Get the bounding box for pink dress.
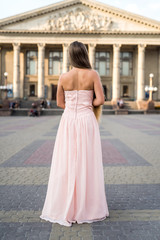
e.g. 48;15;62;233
40;90;109;227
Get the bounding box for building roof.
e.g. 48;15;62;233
0;0;160;35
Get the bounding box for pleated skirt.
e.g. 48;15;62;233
40;110;109;227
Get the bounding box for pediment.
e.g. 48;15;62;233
0;0;160;33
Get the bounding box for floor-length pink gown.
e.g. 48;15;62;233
40;89;109;227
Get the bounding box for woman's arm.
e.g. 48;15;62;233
92;71;105;106
56;74;65;109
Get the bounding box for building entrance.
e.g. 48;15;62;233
52;84;57;100
102;85;107;100
123;85;129;97
30;84;35;96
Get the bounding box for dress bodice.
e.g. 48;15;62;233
63;90;94;118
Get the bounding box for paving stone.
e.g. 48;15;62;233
92;221;160;240
104;139;151;166
0;222;52;240
71;237;82;240
0;185;46;210
0;140;54;168
105;184;160;210
1;184;159;212
0;115;160;240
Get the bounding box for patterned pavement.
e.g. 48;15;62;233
0;114;160;240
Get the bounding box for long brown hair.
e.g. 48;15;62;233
68;41;92;69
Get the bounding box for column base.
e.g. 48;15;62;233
146;100;155;110
111;99;118;109
136;100;147;110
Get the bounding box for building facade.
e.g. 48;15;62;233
0;0;160;102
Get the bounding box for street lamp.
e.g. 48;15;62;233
4;72;8;99
149;73;154;78
149;73;153;101
4;72;8;83
149;73;156;101
144;73;158;110
145;73;158;101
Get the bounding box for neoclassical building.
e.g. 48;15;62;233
0;0;160;102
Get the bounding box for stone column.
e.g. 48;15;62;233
88;43;96;68
112;44;121;103
38;43;45;99
0;47;2;99
12;43;20;99
137;44;146;101
20;51;24;99
134;49;138;100
63;43;69;73
158;48;160;100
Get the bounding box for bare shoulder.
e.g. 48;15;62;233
89;69;100;81
58;72;69;85
59;72;67;81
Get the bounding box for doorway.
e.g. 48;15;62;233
30;84;35;96
103;85;107;100
123;85;129;97
52;84;57;100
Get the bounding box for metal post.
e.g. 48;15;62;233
149;73;154;101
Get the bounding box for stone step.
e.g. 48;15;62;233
19;100;57;108
123;101;138;110
8;108;160;116
103;105;113;109
11;108;63;116
0;99;139;110
102;109;115;115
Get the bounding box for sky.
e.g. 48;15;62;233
0;0;160;22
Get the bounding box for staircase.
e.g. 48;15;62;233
102;101;115;115
2;99;160;116
18;100;59;108
123;101;138;110
102;100;144;115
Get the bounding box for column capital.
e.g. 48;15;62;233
63;43;69;48
113;44;121;50
88;43;96;48
12;42;20;49
37;43;46;49
138;44;147;51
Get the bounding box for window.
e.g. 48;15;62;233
49;51;63;75
95;51;110;76
26;51;38;75
120;52;133;76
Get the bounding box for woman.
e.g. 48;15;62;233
40;41;109;227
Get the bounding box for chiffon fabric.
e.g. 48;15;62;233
40;90;109;227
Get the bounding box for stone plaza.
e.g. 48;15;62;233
0;0;160;104
0;114;160;240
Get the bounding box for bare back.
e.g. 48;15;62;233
61;68;94;91
57;67;104;108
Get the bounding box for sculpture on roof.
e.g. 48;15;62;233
46;7;112;31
